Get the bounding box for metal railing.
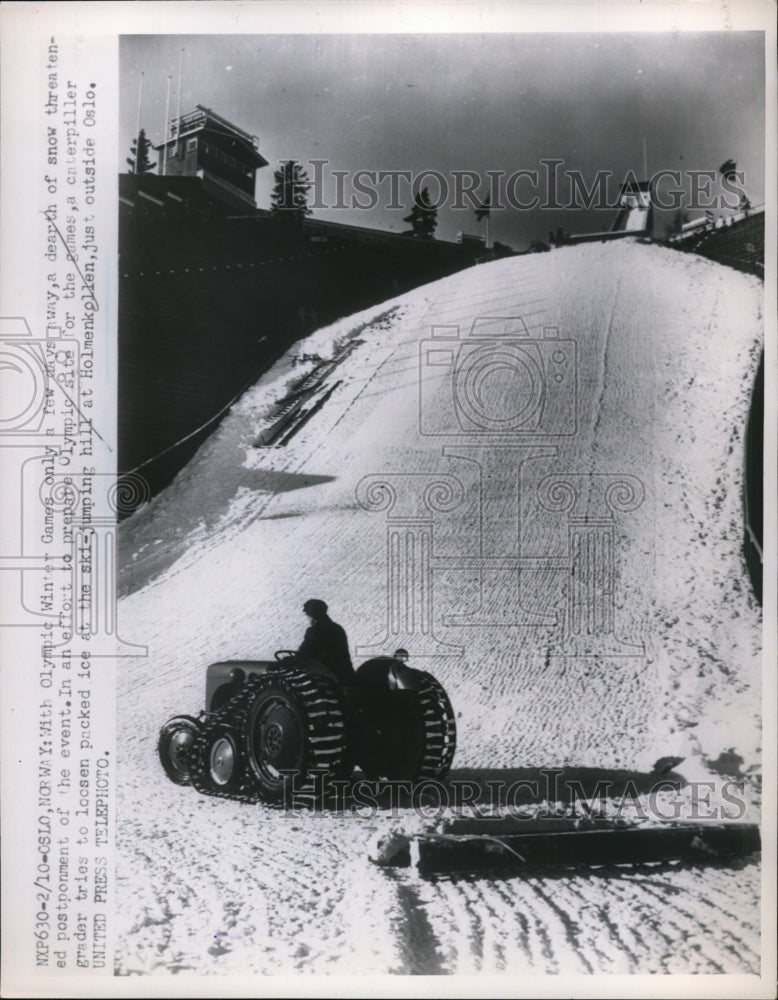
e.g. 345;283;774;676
171;105;260;150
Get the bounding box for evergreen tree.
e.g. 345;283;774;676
403;187;437;238
270;160;312;221
126;129;156;175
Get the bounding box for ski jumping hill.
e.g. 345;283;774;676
117;238;763;976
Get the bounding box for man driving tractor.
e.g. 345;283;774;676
297;598;355;685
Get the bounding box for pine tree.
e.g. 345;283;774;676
126;129;156;175
403;187;437;239
270;160;312;222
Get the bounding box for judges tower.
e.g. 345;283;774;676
152;104;268;211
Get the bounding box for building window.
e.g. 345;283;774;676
187;138;198;151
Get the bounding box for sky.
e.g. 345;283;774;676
120;32;765;247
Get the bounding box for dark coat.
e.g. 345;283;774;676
297;615;355;685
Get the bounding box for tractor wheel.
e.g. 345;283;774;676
414;672;457;780
157;715;201;786
197;724;245;794
245;670;349;804
354;671;456;781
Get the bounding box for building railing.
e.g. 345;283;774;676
302;217;472;254
667;204;765;244
171;105;260;150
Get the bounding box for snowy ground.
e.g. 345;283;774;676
116;239;763;977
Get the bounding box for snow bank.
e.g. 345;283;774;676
116;239;763;975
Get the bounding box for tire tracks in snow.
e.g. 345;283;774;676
589;271;622;462
386;874;447;974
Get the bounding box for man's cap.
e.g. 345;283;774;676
393;648;409;659
303;598;328;617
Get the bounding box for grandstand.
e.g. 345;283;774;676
666;208;764;279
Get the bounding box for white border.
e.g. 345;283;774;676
1;2;775;998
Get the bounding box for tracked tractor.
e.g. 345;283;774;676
158;653;456;803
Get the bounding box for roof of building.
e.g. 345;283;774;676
152;105;268;168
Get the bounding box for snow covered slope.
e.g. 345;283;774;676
116;239;763;976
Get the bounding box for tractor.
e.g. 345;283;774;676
157;652;456;803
